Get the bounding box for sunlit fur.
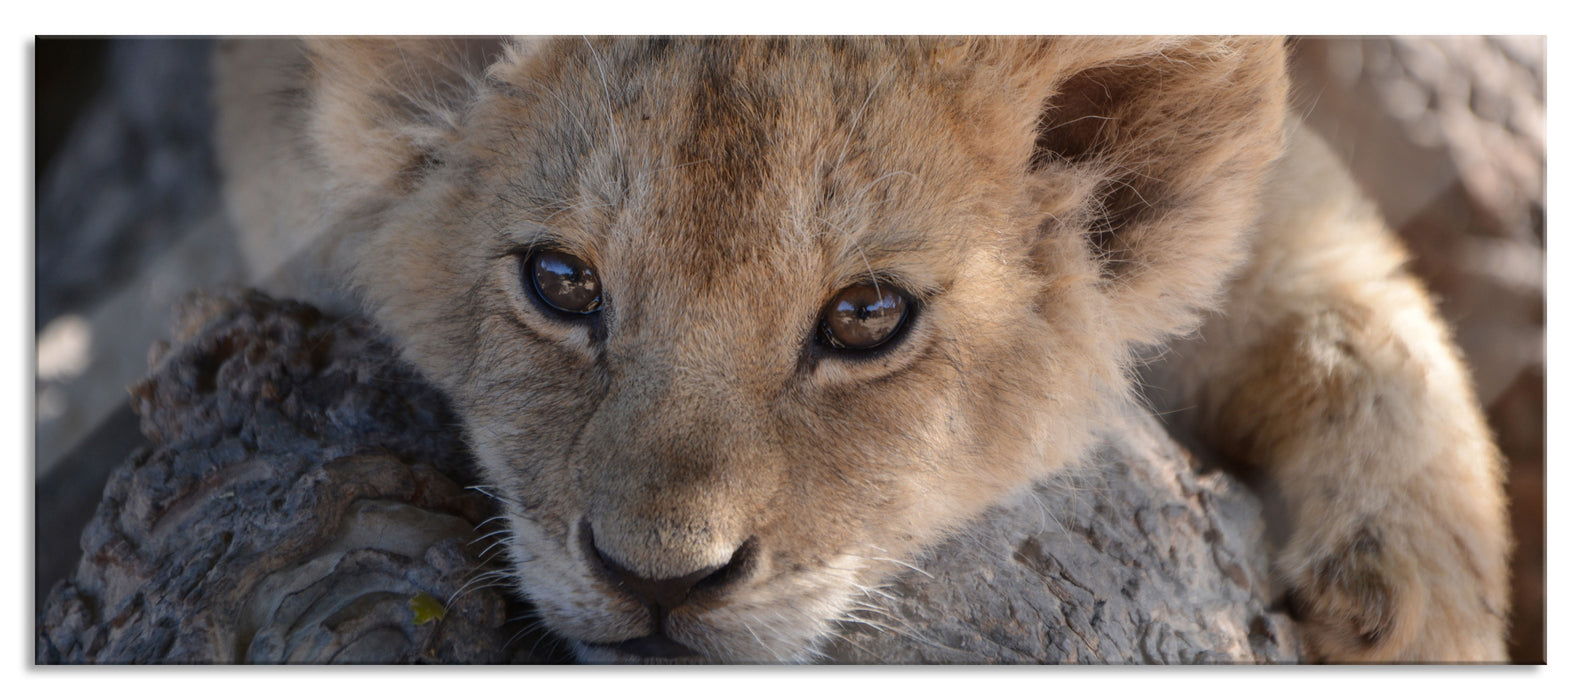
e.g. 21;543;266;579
216;36;1508;662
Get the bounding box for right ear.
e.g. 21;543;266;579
302;36;511;206
971;37;1290;349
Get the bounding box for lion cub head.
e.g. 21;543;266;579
294;36;1286;662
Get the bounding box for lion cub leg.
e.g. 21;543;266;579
1150;125;1510;662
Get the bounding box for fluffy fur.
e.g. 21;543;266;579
214;36;1508;662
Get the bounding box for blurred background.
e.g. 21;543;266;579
31;36;1546;662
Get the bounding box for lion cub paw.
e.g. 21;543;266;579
1278;515;1506;663
1280;525;1411;660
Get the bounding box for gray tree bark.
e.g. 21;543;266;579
821;415;1300;663
36;291;568;664
36;291;1300;664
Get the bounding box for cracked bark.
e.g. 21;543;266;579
36;291;1299;664
36;291;569;664
821;413;1301;663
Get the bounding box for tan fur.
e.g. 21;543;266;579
1146;125;1510;662
214;36;1508;663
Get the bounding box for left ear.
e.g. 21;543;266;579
302;37;509;206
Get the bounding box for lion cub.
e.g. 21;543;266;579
214;37;1509;663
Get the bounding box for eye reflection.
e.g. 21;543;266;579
820;283;910;351
526;250;602;315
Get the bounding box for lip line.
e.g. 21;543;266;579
584;632;703;659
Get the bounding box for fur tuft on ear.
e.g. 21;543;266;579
303;37;506;205
998;37;1290;350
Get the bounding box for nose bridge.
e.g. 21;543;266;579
607;317;744;439
615;272;789;404
583;318;774;579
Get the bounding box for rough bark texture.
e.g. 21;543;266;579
822;418;1299;663
36;291;1296;664
36;291;569;664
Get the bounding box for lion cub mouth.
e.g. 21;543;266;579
586;633;702;660
570;520;762;660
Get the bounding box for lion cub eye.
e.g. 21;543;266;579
819;283;911;351
524;250;602;315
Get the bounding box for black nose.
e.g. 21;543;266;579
580;521;756;613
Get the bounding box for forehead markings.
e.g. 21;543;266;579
797;45;971;295
486;41;691;261
805;59;912;301
659;41;921;289
495;39;963;313
666;43;782;255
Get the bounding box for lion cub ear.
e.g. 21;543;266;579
989;37;1289;348
302;37;508;206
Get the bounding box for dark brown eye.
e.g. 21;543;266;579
819;282;911;351
525;250;602;315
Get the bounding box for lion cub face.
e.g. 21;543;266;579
302;37;1285;661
